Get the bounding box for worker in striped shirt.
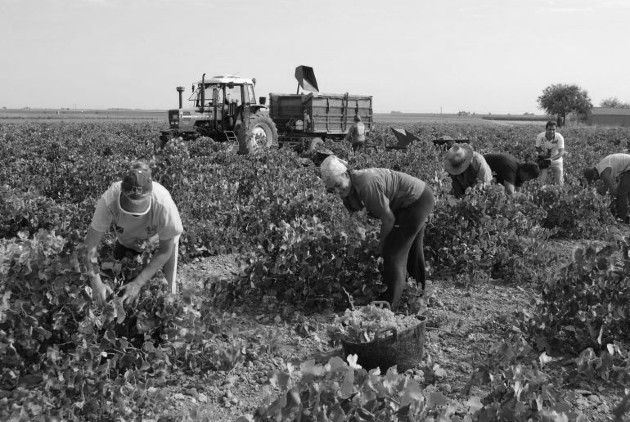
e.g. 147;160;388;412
583;153;630;223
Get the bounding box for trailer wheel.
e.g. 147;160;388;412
238;114;279;154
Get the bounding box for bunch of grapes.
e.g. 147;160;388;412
336;303;420;343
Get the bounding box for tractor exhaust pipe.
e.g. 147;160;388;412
200;73;206;113
176;86;185;109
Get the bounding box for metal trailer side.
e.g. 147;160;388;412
269;92;373;149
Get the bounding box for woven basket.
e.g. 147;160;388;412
341;312;426;372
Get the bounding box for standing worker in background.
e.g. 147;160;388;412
536;120;565;185
583;153;630;223
344;115;366;153
83;161;184;306
484;153;540;195
320;156;434;310
444;143;493;197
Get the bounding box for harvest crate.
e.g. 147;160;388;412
340;303;427;372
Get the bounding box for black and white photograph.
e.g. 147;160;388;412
1;0;629;420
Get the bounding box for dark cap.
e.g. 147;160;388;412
120;161;153;214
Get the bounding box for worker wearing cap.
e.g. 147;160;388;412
83;161;183;306
320;155;434;310
344;115;366;153
583;153;630;223
444;143;492;198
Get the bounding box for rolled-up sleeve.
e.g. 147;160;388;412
156;205;183;240
89;196;113;233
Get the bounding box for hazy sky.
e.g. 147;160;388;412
1;0;629;114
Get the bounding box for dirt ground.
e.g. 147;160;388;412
146;250;627;422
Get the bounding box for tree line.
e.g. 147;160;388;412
537;83;629;127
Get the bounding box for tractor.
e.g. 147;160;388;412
159;73;277;154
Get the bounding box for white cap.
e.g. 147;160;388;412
320;155;348;186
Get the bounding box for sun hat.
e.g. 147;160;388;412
119;161;153;215
316;147;334;156
320;155;348;187
444;143;474;175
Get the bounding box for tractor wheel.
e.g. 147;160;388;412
238;114;279;155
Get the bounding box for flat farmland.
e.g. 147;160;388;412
0;108;165;122
1;119;629;421
0;108;549;126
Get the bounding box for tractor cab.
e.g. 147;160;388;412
189;75;257;110
162;74;268;142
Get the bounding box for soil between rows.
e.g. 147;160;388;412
144;250;625;421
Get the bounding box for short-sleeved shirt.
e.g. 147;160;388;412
596;154;630;179
342;168;426;220
90;181;183;251
535;132;565;163
345;122;366;144
450;152;492;198
484;153;524;187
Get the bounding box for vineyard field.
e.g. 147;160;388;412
1;119;629;421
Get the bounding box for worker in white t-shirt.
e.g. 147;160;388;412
535;120;566;185
83;161;183;306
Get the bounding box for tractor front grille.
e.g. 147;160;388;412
168;110;180;128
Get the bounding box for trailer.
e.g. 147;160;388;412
269;91;373;151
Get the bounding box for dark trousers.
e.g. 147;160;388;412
614;171;630;219
380;187;435;310
352;142;364;153
113;241;141;260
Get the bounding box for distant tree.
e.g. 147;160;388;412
600;97;630;109
537;83;592;127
